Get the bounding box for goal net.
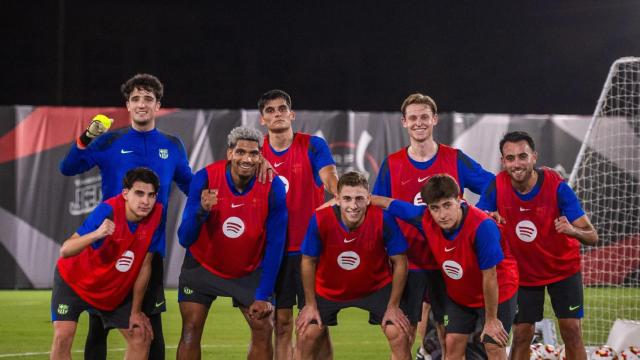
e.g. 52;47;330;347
569;57;640;345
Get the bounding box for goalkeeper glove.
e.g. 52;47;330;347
78;114;113;147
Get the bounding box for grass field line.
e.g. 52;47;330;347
0;340;385;358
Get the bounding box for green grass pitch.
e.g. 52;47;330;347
0;287;637;358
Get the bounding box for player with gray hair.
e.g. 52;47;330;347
176;126;288;360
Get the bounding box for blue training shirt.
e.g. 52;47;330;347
76;202;163;253
268;135;336;187
178;165;288;302
476;169;585;222
59;127;193;257
386;200;504;270
372;146;494;198
301;207;408;257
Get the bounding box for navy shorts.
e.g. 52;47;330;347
317;284;395;326
178;254;262;308
424;270;446;324
515;272;584;323
274;253;305;309
51;268;132;329
141;253;166;315
400;271;428;325
444;293;517;335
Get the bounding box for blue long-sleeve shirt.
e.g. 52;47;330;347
386;200;504;270
476;169;585;222
178;165;288;301
373;146;495;198
59;127;193;257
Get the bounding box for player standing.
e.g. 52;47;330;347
257;89;338;359
477;131;598;360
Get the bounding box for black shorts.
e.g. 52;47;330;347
444;293;517;335
400;271;428;325
178;254;262;308
515;272;584;324
424;270;446;324
317;284;393;326
50;268;132;329
141;253;166;316
274;253;304;309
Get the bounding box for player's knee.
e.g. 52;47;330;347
180;319;204;346
296;326;324;350
128;327;151;349
52;330;75;351
275;315;293;336
249;318;274;342
513;323;535;345
558;319;583;343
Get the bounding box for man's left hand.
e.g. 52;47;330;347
381;306;411;337
480;318;508;347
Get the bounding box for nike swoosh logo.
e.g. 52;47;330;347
444;247;456;252
418;177;429;183
343;238;356;243
519;207;531;212
274;162;285;167
401;179;412;185
120;149;133;154
231;203;244;208
155;301;165;307
569;305;581;311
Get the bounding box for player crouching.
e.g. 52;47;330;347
295;171;412;360
50;168;163;360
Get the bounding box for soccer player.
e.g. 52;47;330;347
295;171;411;360
373;174;519;360
176;126;287;360
59;73;193;359
50;167;163;360
258;89;338;359
372;93;494;357
476;131;598;360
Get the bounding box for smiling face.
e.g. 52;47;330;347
122;181;157;221
426;197;462;232
336;185;370;230
260;97;295;133
126;87;160;130
401;103;438;143
227;139;261;181
501;140;538;187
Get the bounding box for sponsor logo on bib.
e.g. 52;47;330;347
515;220;537;242
337;251;361;270
115;250;135;272
222;217;245;238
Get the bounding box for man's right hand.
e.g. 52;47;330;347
296;305;323;336
201;189;218;211
95;219;115;239
79;114;113;147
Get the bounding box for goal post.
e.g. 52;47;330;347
569;57;640;345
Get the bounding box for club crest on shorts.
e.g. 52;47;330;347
57;303;69;315
159;148;168;159
515;220;537;242
337;251;360;270
115;250;135;272
442;260;463;280
278;175;290;193
222;216;245;238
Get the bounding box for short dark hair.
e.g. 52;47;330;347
120;73;164;101
258;89;292;114
337;171;369;193
499;131;536;155
421;174;460;205
123;167;160;193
